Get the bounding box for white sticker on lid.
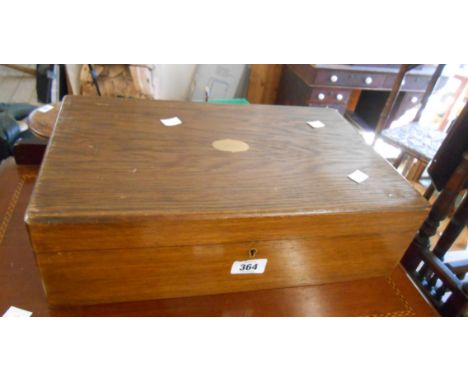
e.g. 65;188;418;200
2;306;32;317
307;120;326;129
231;259;268;275
348;170;369;184
160;117;182;127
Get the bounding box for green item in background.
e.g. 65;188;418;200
208;98;250;105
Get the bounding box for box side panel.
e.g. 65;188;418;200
34;211;425;306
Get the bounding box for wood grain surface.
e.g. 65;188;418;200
24;96;429;305
27;96;427;239
0;158;437;316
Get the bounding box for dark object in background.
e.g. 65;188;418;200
0;102;36;120
0;112;22;163
13;129;48;165
36;65;55;103
36;64;69;103
0;102;46;164
58;65;68;100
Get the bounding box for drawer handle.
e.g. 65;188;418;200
365;76;373;85
317;93;325;101
411;96;419;103
336;93;344;101
330;75;338;83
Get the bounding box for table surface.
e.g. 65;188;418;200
0;158;437;316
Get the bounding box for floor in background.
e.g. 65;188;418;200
0;65;39;104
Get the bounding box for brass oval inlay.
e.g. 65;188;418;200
212;139;249;153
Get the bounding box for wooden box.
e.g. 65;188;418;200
25;96;428;306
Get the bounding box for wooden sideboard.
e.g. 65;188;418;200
276;64;442;129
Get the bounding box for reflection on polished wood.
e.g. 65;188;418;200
0;158;436;316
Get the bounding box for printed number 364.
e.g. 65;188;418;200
239;263;258;271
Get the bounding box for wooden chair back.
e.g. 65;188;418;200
401;106;468;316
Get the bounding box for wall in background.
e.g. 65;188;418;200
156;64;197;100
65;64;81;95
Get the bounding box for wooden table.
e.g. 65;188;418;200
0;158;437;316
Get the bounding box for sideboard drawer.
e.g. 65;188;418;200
383;74;431;92
309;88;351;105
403;75;431;92
314;69;387;89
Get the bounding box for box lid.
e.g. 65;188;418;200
26;96;428;252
